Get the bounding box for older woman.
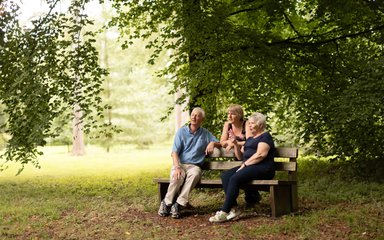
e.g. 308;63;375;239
209;112;275;223
220;104;250;153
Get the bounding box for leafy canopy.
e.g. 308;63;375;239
1;0;383;175
109;0;384;167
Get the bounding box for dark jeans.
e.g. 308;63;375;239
221;163;275;213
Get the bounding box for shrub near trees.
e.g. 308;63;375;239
109;0;384;175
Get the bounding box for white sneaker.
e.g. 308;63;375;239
209;210;228;223
226;207;242;220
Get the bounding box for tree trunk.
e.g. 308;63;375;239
71;1;85;156
72;103;85;156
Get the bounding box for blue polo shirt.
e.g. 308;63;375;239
172;125;219;165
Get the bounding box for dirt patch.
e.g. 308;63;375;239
15;203;379;240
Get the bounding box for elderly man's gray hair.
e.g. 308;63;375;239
191;107;206;118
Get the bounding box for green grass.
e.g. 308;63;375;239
1;144;172;178
0;145;383;239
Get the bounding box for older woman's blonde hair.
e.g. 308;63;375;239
249;112;266;130
227;104;244;121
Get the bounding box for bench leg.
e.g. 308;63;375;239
158;183;169;203
291;183;298;213
269;185;292;218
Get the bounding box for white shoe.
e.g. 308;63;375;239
209;210;228;223
226;207;242;220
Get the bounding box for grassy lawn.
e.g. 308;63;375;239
0;145;172;178
0;145;383;239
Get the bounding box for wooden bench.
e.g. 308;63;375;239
153;147;299;218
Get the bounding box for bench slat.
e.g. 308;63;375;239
201;161;296;172
208;147;298;159
275;161;297;171
201;161;241;170
153;178;296;186
275;147;298;158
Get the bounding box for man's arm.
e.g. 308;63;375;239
171;152;182;180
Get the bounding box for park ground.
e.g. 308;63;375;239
0;144;383;239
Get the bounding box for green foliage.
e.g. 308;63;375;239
0;0;115;170
0;104;7;150
85;4;173;149
109;0;384;171
2;0;383;174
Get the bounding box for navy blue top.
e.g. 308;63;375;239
243;132;275;168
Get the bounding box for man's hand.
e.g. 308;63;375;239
172;166;182;180
205;142;215;155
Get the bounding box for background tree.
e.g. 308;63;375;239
0;0;111;172
85;1;174;150
25;0;174;154
109;0;384;173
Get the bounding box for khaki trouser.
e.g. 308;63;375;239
163;164;202;206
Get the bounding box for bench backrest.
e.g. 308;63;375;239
203;147;299;180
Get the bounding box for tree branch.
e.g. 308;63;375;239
228;7;261;17
34;0;61;30
283;12;300;37
227;0;263;17
271;24;384;47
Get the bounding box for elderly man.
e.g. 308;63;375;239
158;107;221;218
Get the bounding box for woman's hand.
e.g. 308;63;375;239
236;163;247;172
225;144;233;153
229;133;237;144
